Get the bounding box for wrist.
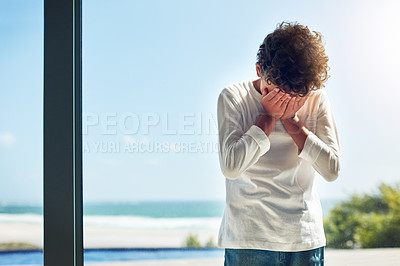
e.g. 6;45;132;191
255;113;277;136
267;113;283;120
281;114;309;136
257;113;276;121
281;113;299;123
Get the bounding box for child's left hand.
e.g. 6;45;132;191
281;95;309;120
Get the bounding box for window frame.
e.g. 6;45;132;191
43;0;83;265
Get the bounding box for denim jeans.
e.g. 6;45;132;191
224;246;324;266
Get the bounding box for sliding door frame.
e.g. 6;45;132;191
43;0;83;265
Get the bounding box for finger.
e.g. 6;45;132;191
294;95;307;105
261;87;267;96
264;88;280;100
299;95;309;105
282;98;295;115
273;91;288;104
286;96;296;107
295;95;309;110
280;95;292;107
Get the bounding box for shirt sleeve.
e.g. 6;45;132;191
217;90;271;180
298;90;341;182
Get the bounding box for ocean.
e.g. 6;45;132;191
0;200;341;265
0;199;341;229
0;199;340;229
0;201;225;231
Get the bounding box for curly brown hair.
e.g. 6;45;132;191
256;22;329;96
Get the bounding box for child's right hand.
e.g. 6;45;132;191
260;88;291;119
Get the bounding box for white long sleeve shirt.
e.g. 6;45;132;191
217;79;340;252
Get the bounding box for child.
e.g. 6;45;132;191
217;22;340;266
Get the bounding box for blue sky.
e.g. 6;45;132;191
1;0;400;203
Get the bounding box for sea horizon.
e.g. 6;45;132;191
0;198;343;216
0;199;343;232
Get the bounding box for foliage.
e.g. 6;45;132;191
324;183;400;248
184;234;217;248
205;237;217;248
0;242;40;250
185;233;202;248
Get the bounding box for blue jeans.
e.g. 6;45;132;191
224;246;324;266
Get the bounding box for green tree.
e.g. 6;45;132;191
324;183;400;248
205;237;217;248
185;233;202;248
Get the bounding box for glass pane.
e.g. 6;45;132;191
82;0;225;264
0;1;43;265
82;0;400;264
